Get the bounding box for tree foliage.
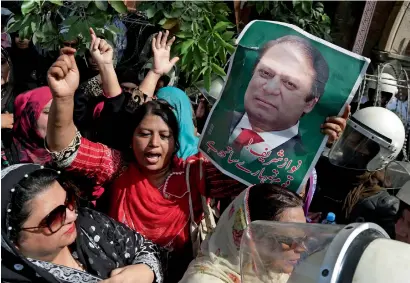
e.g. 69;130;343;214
250;1;332;42
7;0;127;55
138;1;236;91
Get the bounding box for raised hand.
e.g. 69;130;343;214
152;30;179;76
47;47;79;98
322;104;351;143
89;28;113;67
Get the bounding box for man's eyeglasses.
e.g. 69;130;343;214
21;190;77;234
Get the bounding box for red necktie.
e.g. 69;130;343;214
233;128;264;150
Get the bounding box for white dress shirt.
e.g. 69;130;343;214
228;114;299;163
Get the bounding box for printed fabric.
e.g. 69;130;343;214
1;164;164;283
47;132;245;252
179;188;251;283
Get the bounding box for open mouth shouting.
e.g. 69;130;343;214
144;152;162;165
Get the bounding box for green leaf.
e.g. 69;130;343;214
21;14;34;29
225;42;235;54
198;38;207;52
95;0;108;11
204;16;212;30
322;14;331;25
21;0;37;16
145;7;158;19
218;47;226;64
213;21;231;32
213;2;230;13
163;10;173;19
80;24;93;43
170;8;183;18
7;19;23;33
181;39;195;54
109;0;127;13
106;24;121;34
162;18;178;30
173;1;184;9
213;32;226;47
180;21;191;31
181;13;191;21
207;39;215;54
77;1;91;8
62;16;80;27
302;1;312;13
211;62;226;77
31;21;37;33
176;31;193;39
19;25;30;40
193;45;202;67
192;68;202;84
181;49;193;69
221;31;234;41
256;2;264;14
158;18;167;26
292;0;301;8
193;22;199;35
204;67;211;92
49;0;63;6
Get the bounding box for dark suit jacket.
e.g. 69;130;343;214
220;111;307;162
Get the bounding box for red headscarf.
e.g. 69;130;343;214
13;86;52;164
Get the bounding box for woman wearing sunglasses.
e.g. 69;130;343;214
179;183;306;283
1;164;163;283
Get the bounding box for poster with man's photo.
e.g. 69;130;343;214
198;21;370;193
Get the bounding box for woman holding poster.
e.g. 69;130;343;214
44;23;347;280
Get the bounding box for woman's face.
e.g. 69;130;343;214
14;36;30;49
269;206;306;274
17;181;77;259
132;114;175;172
36;100;52;139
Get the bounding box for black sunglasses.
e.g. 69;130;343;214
21;190;77;234
262;235;307;251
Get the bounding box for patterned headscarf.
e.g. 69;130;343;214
13;86;52;164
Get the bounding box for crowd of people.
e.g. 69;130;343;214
1;19;410;283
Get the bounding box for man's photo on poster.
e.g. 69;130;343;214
228;35;329;163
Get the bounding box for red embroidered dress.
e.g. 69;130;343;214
51;133;245;250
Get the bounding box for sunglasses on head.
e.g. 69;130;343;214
21;189;77;234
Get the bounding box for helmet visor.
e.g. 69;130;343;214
383;161;410;190
329;124;381;170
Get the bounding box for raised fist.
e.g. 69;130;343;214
47;47;79;98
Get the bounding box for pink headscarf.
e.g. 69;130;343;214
13;86;52;164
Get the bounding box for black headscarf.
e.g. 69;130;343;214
1;46;14;113
2;164;164;283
